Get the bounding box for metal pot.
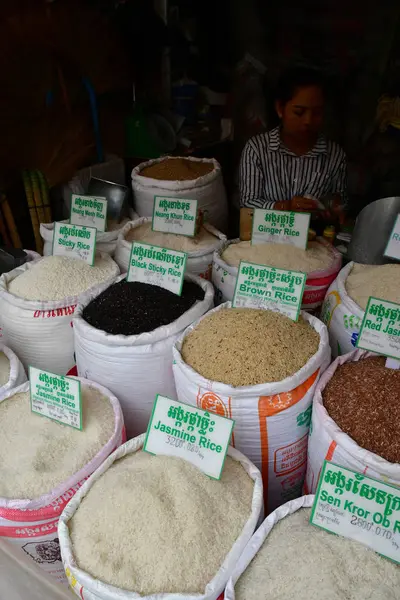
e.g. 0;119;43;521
347;196;400;264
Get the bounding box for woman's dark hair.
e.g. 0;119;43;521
275;67;326;105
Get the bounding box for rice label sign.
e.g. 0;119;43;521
127;241;187;295
384;214;400;261
356;297;400;366
311;461;400;564
52;222;96;265
232;261;306;321
144;395;234;480
29;366;82;430
152;196;198;237
70;194;107;232
251;209;310;249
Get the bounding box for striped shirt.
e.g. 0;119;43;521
239;127;347;209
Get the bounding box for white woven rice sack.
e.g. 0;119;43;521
224;495;314;600
0;255;120;374
212;238;342;311
320;262;364;357
131;156;228;233
114;217;227;280
305;349;400;495
0;378;125;585
59;433;263;600
172;303;331;513
0;344;27;399
73;274;214;438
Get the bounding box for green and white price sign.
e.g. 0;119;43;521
70;194;107;232
251;209;310;249
144;395;234;480
52;222;96;265
356;297;400;368
29;366;82;430
232;260;306;321
127;241;187;295
311;461;400;564
152;196;198;237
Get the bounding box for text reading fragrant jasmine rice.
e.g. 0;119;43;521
144;396;234;479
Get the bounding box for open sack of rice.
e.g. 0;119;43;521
0;378;124;583
321;262;400;356
0;344;26;399
173;303;330;513
0;254;120;373
224;495;399;600
58;434;263;600
212;238;341;311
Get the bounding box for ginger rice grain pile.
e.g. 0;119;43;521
345;263;400;310
181;308;319;386
0;352;10;386
140;157;213;181
70;452;254;594
0;385;115;498
222;240;334;274
235;508;400;600
323;356;400;463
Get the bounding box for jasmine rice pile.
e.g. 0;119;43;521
235;509;400;600
70;452;254;594
0;352;10;386
8;255;119;301
181;308;319;386
222;241;334;273
345;263;400;310
126;220;219;252
0;385;115;498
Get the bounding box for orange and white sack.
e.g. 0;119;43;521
114;217;227;280
212;238;342;310
74;274;214;438
172;303;330;513
131;156;228;233
58;433;264;600
224;495;314;600
0;255;119;374
0;344;27;399
305;349;400;494
320;262;364;357
0;378;125;585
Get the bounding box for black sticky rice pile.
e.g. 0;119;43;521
82;280;205;335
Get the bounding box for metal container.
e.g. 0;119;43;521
347;196;400;264
87;177;130;224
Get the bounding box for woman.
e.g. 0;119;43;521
239;67;347;238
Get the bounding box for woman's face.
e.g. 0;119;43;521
276;84;324;143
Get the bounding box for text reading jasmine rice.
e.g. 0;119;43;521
181;308;319;386
69;452;254;594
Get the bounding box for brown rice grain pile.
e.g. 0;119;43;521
323;356;400;463
140;158;214;181
181;308;320;387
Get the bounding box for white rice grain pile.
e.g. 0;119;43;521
0;385;115;499
222;241;334;273
126;220;219;252
8;255;119;301
0;352;10;386
70;452;254;595
235;509;400;600
346;263;400;310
